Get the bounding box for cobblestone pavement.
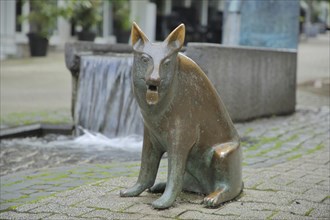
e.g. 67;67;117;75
0;105;329;219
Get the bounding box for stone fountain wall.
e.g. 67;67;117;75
186;43;297;121
65;42;296;137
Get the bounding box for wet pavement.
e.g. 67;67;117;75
0;134;142;176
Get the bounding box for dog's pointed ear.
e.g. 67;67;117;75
164;24;185;52
131;22;149;51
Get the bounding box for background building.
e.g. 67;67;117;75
0;0;328;59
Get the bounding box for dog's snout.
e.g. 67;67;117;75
146;78;160;86
146;73;160;87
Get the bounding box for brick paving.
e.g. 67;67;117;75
0;105;329;219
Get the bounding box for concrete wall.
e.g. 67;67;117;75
185;43;297;121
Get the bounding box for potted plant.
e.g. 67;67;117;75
19;0;67;56
68;0;102;41
111;0;131;43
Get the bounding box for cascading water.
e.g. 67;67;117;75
74;54;144;147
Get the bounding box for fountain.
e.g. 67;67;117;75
75;54;143;137
65;41;296;138
65;42;143;138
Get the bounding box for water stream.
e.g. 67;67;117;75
75;54;143;138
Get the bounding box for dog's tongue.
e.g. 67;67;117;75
146;89;159;105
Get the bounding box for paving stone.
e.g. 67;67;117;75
30;203;94;217
256;182;307;194
179;210;237;219
254;159;284;168
0;174;27;184
299;175;324;185
59;179;92;188
45;196;87;207
43;185;70;193
142;214;174;219
281;170;307;179
238;210;273;219
124;203;189;218
99;176;138;188
124;199;217;218
29;184;54;190
19;189;38;195
271;211;316;220
310;206;330;218
242;201;293;214
46;214;86;219
0;211;52;220
1;182;33;194
218;196;280;217
289;199;329;216
67;186;113;201
76;194;136;212
274;191;305;205
15;202;48;212
0;202;18;211
303;159;330;167
272;164;295;172
54;189;79;198
286;200;317;216
238;189;290;205
177;192;204;205
322;197;330;205
0;192;23;201
82;210;145;219
27;191;55;202
303;188;329;203
269;176;297;186
214;202;255;216
243;177;264;189
313;167;330;177
244;158;268;167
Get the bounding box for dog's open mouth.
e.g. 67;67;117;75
146;85;159;105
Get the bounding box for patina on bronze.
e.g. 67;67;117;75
120;22;243;209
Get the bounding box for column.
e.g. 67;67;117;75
130;0;156;42
57;0;71;49
0;0;16;59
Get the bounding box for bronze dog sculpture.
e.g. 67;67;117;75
120;22;242;209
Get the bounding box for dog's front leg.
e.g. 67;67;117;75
151;142;190;209
120;127;163;197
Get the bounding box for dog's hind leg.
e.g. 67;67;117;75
202;141;243;208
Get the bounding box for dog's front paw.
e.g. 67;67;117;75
120;184;144;197
151;196;175;209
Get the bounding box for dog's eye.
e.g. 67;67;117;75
141;55;150;63
163;58;171;67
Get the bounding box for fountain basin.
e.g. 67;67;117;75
186;43;297;121
0;124;73;139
